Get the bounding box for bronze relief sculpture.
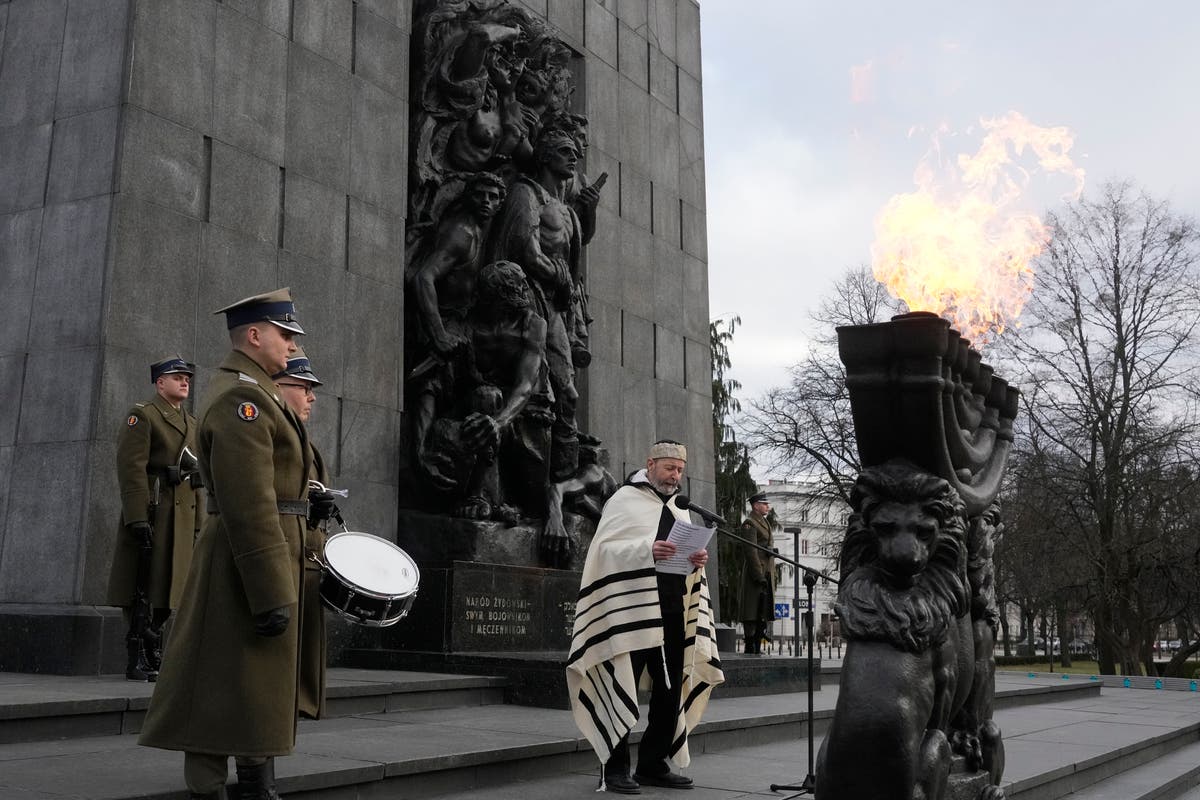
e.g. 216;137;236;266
406;0;611;567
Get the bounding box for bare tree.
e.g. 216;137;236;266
996;436;1099;663
740;265;903;507
996;181;1200;675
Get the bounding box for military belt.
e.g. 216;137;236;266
207;497;309;516
150;467;182;486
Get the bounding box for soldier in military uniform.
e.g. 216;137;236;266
739;492;776;655
273;349;340;723
139;288;318;800
107;356;202;681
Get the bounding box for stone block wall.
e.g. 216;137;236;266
0;0;413;671
1;0;128;617
559;0;714;504
0;0;712;671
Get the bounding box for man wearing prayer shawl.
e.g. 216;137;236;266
566;440;725;794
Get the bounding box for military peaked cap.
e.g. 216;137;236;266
213;287;305;334
150;356;195;383
272;347;322;386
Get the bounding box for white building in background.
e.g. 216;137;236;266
757;480;846;653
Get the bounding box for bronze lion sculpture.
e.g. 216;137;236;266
816;460;1005;800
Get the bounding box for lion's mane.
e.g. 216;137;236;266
835;461;969;654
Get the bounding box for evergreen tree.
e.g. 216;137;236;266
711;316;758;621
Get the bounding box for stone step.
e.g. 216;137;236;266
1001;670;1200;693
341;649;822;708
0;668;506;744
1001;697;1200;800
1055;738;1200;799
0;675;1102;799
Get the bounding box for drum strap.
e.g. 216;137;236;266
207;496;309;516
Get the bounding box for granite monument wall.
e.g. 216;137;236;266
0;0;713;673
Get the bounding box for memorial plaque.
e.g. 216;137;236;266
377;561;581;653
452;563;544;651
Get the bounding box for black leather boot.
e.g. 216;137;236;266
235;758;281;800
125;633;158;681
142;622;163;673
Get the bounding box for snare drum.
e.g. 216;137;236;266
319;531;420;627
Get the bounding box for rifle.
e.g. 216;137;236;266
127;478;158;674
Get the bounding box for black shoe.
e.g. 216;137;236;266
189;789;228;800
635;771;693;789
604;773;641;794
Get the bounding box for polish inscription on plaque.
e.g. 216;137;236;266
463;593;534;638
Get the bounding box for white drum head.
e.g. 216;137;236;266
324;532;419;596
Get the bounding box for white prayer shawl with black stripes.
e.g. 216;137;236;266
566;480;724;769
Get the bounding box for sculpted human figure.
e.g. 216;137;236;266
413;0;536;220
541;438;617;567
490;127;595;479
407;173;506;488
421;260;547;522
815;460;1005;800
561;114;604;246
410;172;506;358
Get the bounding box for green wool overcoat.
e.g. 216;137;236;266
299;444;329;721
738;512;776;623
139;350;316;757
106;394;200;610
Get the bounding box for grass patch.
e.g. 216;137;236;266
996;660;1102;675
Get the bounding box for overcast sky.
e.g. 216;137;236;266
700;1;1200;406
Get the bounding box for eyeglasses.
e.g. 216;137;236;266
278;383;315;397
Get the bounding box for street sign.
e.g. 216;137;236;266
775;603;790;619
793;598;810;610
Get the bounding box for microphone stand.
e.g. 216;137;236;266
712;526;838;798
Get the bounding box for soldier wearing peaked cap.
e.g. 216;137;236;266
739;492;776;655
139;288;317;800
272;349;340;723
107;356;202;682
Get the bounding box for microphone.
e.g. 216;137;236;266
674;495;726;526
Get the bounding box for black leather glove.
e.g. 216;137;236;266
127;521;154;548
307;489;339;529
252;606;291;637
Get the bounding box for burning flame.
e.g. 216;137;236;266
871;111;1085;344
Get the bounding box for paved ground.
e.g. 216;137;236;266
1;668;1198;798
426;677;1200;800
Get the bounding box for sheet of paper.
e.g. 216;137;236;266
655;518;715;575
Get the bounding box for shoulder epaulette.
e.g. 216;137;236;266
237;372;259;384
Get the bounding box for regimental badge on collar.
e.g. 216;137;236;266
127;415;139;427
237;402;260;421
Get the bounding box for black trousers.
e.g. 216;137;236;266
605;609;685;777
